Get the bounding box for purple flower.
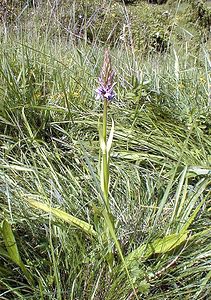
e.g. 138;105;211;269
96;81;115;101
96;49;115;101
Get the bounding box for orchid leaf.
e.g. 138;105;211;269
125;231;189;267
27;198;97;237
1;220;34;285
1;219;22;266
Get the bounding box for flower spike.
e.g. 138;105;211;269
96;49;115;101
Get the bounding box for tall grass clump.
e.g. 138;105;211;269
0;0;211;299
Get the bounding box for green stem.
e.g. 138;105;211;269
102;99;109;211
103;99;108;143
102;98;113;270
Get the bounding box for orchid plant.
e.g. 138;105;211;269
96;49;115;212
96;50;138;297
96;49;116;269
27;49;120;270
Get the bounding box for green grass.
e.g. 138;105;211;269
0;1;211;299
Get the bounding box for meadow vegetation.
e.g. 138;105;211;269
0;0;210;299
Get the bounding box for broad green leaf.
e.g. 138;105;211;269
1;219;22;266
1;220;34;286
125;231;188;266
146;232;188;254
27;198;97;237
